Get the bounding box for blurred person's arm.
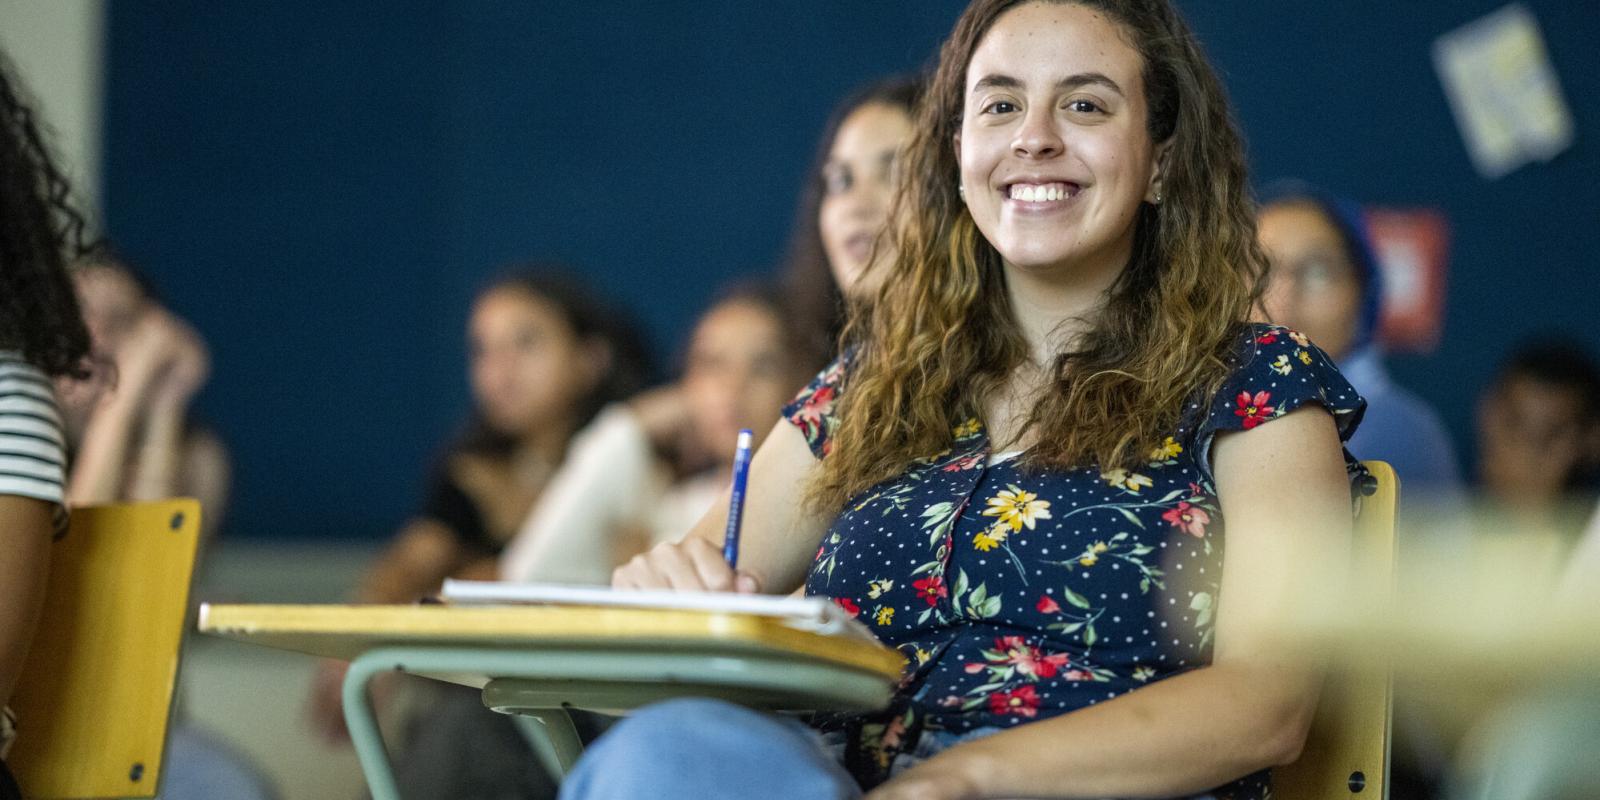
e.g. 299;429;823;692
867;407;1350;800
67;310;188;504
178;427;231;544
308;516;468;743
1559;499;1600;600
0;496;52;708
356;519;469;605
127;312;209;502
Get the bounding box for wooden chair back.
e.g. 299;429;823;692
8;499;202;799
1273;462;1399;799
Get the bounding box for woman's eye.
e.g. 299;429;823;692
1067;99;1103;114
823;167;853;196
983;100;1018;115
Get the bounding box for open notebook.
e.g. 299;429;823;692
440;579;879;643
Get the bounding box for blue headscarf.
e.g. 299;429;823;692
1259;180;1384;354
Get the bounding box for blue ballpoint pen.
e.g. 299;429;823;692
722;429;755;568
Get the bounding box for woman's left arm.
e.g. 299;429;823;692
870;405;1352;800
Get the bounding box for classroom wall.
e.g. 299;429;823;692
0;0;104;218
100;1;1600;540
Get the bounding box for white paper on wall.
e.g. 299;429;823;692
1433;3;1575;180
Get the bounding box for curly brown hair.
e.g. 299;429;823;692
0;50;90;378
811;0;1266;509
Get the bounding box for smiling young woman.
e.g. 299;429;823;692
582;2;1368;799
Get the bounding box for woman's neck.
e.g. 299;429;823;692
514;416;576;471
1002;250;1128;365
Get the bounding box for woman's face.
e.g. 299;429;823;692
1258;202;1364;360
818;102;915;297
681;301;797;465
957;2;1158;279
468;287;599;436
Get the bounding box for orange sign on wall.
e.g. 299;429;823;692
1365;208;1450;354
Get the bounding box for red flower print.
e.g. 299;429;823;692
796;385;836;424
834;597;860;616
1161;501;1211;538
1255;331;1279;345
912;576;947;607
988;685;1041;718
991;636;1071;679
1036;594;1062;614
1233;390;1275;430
942;454;983;472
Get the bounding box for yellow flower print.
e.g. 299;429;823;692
1296;348;1313;365
1100;468;1153;494
1148;436;1183;462
914;647;932;665
1289;330;1310;347
874;606;895;626
981;485;1053;531
867;579;895;599
1078;541;1108;567
1133;665;1156;682
952;418;982;438
973;526;1008;552
1270;354;1292;375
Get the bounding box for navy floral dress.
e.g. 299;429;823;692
781;324;1368;798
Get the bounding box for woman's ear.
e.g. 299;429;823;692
953;132;967;203
1145;138;1174;204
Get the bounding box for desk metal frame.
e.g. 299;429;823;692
340;645;895;800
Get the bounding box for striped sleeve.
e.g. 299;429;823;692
0;353;69;535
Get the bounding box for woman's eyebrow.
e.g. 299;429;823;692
971;72;1124;96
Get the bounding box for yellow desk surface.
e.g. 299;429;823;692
198;603;905;679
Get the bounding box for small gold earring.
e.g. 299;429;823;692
958;184;966;202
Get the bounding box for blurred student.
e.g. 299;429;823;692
500;283;815;583
0;48;93;800
57;248;229;541
307;269;648;743
1258;184;1465;507
308;268;645;800
1476;337;1600;539
781;75;921;367
58;249;276;800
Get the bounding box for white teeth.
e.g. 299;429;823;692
1010;182;1074;202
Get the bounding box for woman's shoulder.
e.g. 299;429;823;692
0;350;69;533
780;349;854;460
1196;322;1366;443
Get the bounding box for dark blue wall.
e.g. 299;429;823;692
103;2;1600;540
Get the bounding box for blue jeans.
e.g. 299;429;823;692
556;698;987;800
556;698;1230;800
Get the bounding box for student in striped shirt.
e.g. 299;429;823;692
0;48;94;795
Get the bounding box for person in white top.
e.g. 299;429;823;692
499;283;816;584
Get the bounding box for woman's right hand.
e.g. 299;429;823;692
612;536;760;593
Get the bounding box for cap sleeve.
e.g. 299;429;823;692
1194;325;1367;479
781;351;851;460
